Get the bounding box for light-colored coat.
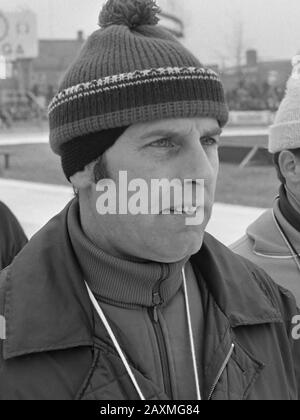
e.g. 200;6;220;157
232;199;300;307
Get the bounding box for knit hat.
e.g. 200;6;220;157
269;55;300;153
48;0;229;179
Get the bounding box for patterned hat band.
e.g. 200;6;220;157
49;67;228;155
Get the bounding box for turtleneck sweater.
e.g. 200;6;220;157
68;207;190;308
67;200;204;400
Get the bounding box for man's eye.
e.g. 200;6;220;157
201;136;218;146
149;138;175;148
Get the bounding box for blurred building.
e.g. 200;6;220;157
0;9;41;120
31;31;85;102
1;30;84;121
220;50;292;111
221;50;292;91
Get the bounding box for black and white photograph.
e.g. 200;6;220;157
0;0;300;402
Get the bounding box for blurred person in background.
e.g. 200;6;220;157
0;107;12;129
0;0;299;401
0;201;27;270
232;56;300;307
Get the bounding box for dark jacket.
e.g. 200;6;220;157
0;201;299;400
0;201;27;270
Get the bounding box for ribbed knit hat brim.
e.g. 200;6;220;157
49;67;228;154
269;121;300;153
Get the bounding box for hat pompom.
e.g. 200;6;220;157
99;0;161;29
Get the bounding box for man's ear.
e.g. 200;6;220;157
69;162;95;190
278;150;300;183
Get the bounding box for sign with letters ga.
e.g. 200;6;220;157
0;10;38;60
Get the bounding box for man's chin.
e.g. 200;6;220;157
152;234;205;264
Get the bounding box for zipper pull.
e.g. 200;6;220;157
152;292;162;323
153;306;159;323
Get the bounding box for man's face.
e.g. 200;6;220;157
88;117;221;263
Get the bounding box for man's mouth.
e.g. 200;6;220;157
162;206;201;216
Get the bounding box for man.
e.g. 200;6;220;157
0;107;11;130
0;201;27;270
0;0;299;400
232;56;300;307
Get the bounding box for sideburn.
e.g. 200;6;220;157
94;155;111;184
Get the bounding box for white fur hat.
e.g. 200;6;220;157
269;55;300;153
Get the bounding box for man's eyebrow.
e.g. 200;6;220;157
140;129;179;140
201;127;223;137
140;126;223;140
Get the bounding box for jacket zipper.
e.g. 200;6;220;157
148;266;173;399
208;343;235;400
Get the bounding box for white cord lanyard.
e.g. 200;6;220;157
84;266;201;401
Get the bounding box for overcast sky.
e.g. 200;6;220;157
2;0;300;65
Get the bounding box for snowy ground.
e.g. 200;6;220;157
0;130;49;146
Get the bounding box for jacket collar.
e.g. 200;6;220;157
191;234;282;328
247;199;300;257
2;200;94;360
2;201;281;361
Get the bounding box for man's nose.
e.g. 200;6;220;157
180;140;214;181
